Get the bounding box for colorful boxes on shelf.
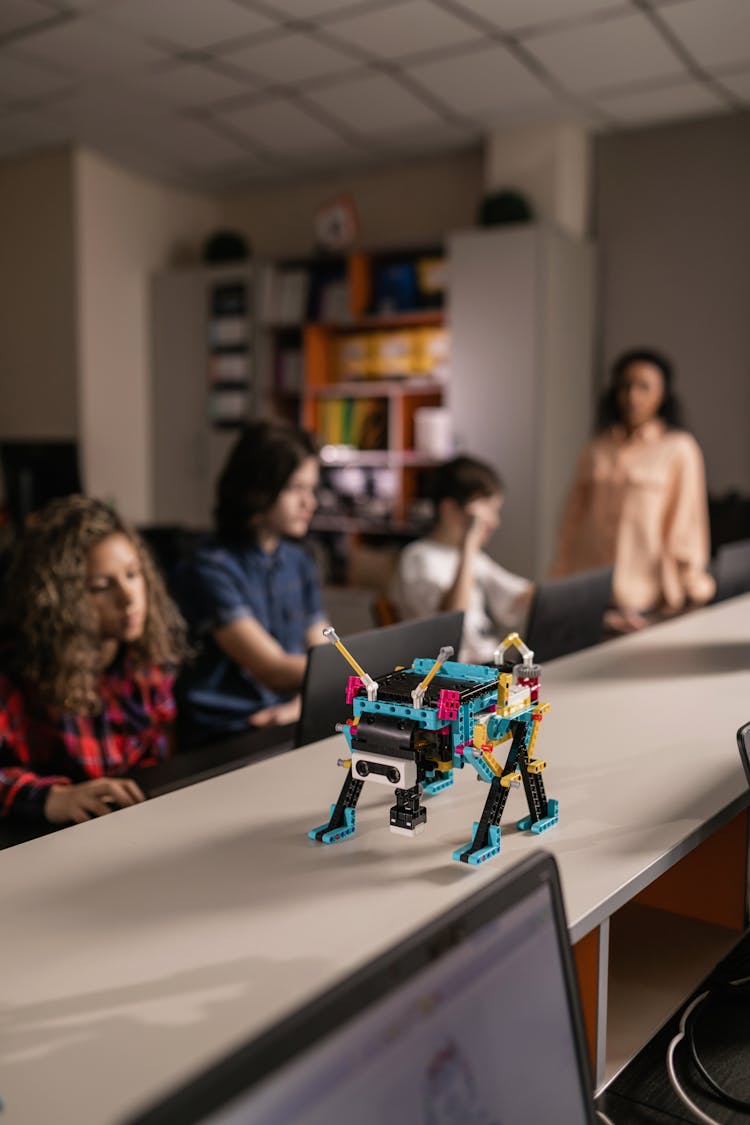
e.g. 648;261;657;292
335;327;449;381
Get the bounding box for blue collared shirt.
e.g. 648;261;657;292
175;538;324;746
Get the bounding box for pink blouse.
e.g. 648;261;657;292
552;421;715;613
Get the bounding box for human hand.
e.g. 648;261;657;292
464;498;497;550
44;777;145;825
249;696;302;728
604;608;648;634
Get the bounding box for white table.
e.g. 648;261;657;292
1;596;749;1123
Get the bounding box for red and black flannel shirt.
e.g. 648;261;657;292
0;651;176;822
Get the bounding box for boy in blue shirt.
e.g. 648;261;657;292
176;421;329;747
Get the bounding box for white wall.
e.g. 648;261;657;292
74;148;218;521
0;148;78;437
595;112;750;494
216;148;484;257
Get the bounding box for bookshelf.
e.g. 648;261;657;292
301;249;449;539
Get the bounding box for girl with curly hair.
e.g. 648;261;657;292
0;495;188;826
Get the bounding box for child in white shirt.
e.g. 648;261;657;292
393;457;533;664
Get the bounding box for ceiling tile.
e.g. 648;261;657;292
269;0;392;16
143;117;253;166
35;0;121;10
130;63;253;107
0;50;72;100
367;118;480;155
304;72;443;133
219;96;361;155
595;78;725;123
659;0;750;71
715;68;750;102
102;0;276;51
410;43;553;117
326;0;480;59
225;31;357;84
0;106;71;155
452;0;628;33
526;11;686;92
16;15;165;74
0;0;59;36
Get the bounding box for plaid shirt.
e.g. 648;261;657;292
0;652;176;822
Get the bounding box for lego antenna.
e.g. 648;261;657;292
411;645;454;709
323;626;379;701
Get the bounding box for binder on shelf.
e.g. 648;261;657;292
208;317;247;347
275;347;303;394
209;282;247;317
208;388;248;427
209;352;249;384
262;267;310;325
317;397;388;450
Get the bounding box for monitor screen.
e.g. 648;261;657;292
201;880;590;1125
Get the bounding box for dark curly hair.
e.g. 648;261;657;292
214;420;317;542
3;495;188;715
597;348;685;431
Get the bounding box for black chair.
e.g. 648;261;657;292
712;539;750;603
525;567;613;663
736;723;750;788
0;439;81;529
137;525;210;597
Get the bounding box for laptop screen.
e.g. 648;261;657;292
127;854;593;1125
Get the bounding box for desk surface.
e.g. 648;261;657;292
1;597;749;1124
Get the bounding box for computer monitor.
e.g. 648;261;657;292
295;611;464;747
124;851;595;1125
0;439;82;527
525;567;612;663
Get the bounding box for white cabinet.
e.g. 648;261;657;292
150;264;262;527
448;225;595;579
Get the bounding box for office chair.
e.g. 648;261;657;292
525;566;613;662
736;723;750;788
0;440;81;529
712;539;750;603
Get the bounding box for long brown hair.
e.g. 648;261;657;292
3;495;187;714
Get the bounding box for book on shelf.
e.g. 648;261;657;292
261;267;310;325
275;347;303;394
208;317;247;347
209;351;249;384
318;397;388;449
209;282;246;317
208;387;248;427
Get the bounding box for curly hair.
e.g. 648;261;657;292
3;495;188;715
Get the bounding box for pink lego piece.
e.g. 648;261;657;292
437;687;461;720
345;675;364;704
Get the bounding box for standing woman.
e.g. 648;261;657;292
552;349;715;632
0;496;187;826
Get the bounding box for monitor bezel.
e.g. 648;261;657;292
124;851;595;1125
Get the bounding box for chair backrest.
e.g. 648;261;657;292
525;567;613;663
0;440;81;528
736;723;750;787
712;539;750;603
295;611;463;748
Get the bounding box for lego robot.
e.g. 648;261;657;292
308;628;558;866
